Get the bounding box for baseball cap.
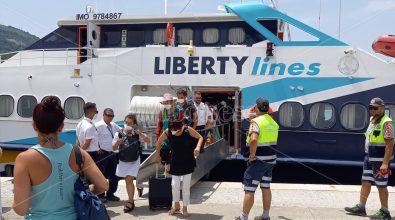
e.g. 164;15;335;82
256;97;269;112
369;97;385;107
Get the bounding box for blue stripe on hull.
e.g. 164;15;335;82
242;77;373;108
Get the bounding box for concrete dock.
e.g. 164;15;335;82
2;177;395;219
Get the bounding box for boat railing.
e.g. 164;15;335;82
0;48;86;66
0;47;140;66
139;122;232;152
135;123;231;196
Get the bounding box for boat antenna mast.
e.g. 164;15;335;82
165;0;167;15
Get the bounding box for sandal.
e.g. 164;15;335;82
168;208;180;215
123;201;135;213
182;207;190;218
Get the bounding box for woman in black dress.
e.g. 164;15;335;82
156;118;203;217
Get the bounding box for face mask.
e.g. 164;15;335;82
124;125;133;133
213;106;217;110
177;99;185;104
164;104;171;110
171;130;177;135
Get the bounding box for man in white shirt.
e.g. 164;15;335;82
194;92;212;150
95;108;121;202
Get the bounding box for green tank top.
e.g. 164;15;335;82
25;143;78;220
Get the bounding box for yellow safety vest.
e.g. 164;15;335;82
366;114;393;161
246;114;279;146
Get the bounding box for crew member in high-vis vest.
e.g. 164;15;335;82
236;97;279;220
345;97;394;219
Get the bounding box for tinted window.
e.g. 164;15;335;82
177;28;193;44
228;27;245;44
385;104;395;120
340;103;368;130
0;95;14;117
279;102;304;128
127;30;145;47
153;28;166;44
309;103;336;129
103;30;121;47
17;95;37;118
203;28;219;44
64;97;85;120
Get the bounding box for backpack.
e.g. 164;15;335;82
118;130;141;162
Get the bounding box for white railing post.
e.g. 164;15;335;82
42;49;45;65
66;48;69;64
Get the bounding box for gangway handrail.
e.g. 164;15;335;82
135;123;231;196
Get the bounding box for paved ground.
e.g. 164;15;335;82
2;177;395;219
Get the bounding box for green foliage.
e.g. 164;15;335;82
0;24;39;54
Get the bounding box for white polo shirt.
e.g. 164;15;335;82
76;117;99;152
95;120;121;152
194;102;210;126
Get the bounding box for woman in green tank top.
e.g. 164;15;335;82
13;96;108;220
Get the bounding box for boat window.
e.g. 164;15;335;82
103;30;121;47
27;26;78;50
279;102;304;128
309;102;336;129
17;95;37;118
203;28;219;44
177;28;193;44
127;30;145;47
340;103;368;130
64;97;85;120
228;27;245;44
153;28;166;44
385;104;395;119
0;95;14;117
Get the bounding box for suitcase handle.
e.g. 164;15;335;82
156;163;167;179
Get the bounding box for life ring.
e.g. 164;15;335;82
166;22;174;46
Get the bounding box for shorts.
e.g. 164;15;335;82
361;155;389;188
243;159;274;192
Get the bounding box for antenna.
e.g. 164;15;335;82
165;0;167;15
318;0;322;30
338;0;342;39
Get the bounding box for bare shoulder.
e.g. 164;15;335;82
15;149;39;165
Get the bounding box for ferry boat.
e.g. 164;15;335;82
1;2;395;175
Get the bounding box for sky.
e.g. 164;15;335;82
0;0;394;56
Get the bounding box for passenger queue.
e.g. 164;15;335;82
8;92;394;220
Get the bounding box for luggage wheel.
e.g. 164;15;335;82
137;188;143;197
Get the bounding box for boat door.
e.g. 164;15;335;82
197;89;242;155
87;22;101;58
78;26;87;64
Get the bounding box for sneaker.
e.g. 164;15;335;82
254;216;270;220
370;209;391;220
98;195;107;203
106;194;120;202
344;204;366;216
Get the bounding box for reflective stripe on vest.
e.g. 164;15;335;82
246;114;279;146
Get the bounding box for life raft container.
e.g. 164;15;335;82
372;35;395;58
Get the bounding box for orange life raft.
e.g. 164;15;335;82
372;35;395;58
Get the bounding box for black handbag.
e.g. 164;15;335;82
73;146;110;220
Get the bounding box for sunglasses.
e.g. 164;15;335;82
369;106;379;110
105;114;115;118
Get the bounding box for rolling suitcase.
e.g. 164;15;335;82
148;164;172;210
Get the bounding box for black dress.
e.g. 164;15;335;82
168;127;197;176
